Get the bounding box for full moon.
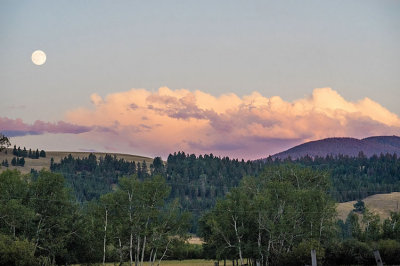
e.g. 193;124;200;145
31;50;46;65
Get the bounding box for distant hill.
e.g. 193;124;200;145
0;149;153;174
272;136;400;159
336;192;400;221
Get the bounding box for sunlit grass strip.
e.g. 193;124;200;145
74;260;215;266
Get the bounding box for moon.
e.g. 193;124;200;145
31;50;46;66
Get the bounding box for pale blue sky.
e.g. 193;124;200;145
1;0;399;122
1;1;400;158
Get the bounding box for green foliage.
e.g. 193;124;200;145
10;157;25;166
90;174;191;265
170;243;203;260
286;153;400;202
50;152;264;233
360;209;381;241
377;239;400;265
1;159;9;167
200;164;336;265
382;212;400;241
0;170;86;264
324;239;375;265
0;233;39;266
0;170;33;237
353;200;366;213
290;239;325;266
50;153;139;201
0;133;11;151
28;170;80;264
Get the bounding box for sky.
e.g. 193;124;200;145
1;0;400;160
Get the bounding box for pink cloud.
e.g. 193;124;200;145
59;87;400;159
3;87;399;159
0;117;93;137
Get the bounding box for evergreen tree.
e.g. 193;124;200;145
1;159;9;167
39;150;46;158
353;200;366;213
21;147;27;158
18;157;25;167
11;157;17;166
50;157;54;171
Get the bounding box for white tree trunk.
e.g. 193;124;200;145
103;209;108;266
232;215;244;265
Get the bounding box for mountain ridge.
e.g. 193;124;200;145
272;135;400;159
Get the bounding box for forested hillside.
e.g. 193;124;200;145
47;150;400;233
283;152;400;202
49;152;265;231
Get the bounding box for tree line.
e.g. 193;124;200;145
0;169;191;265
51;151;400;231
274;152;400;202
50;152;265;232
2;163;400;264
199;164;400;265
12;145;46;159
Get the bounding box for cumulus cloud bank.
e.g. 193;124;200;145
60;87;400;159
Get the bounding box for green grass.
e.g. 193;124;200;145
75;260;215;266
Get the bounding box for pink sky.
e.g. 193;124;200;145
2;87;400;160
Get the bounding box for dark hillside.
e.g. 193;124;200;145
272;136;400;159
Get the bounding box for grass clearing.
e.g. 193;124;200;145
0;149;153;174
336;192;400;221
74;260;215;266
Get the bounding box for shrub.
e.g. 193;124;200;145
377;239;400;264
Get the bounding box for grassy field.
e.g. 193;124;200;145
0;148;153;174
75;260;215;266
336;192;400;221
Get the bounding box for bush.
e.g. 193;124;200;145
0;234;39;266
170;242;204;260
325;239;374;265
289;239;325;266
377;239;400;264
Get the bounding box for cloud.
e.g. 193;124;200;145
3;87;399;159
0;117;93;137
59;87;400;159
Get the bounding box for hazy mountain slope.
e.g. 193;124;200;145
272;136;400;159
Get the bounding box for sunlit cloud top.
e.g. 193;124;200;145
63;87;400;158
2;87;399;159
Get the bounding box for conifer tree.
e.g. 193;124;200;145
11;157;17;166
18;157;25;167
22;147;27;157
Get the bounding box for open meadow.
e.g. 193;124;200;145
75;260;215;266
336;192;400;221
0;148;153;174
